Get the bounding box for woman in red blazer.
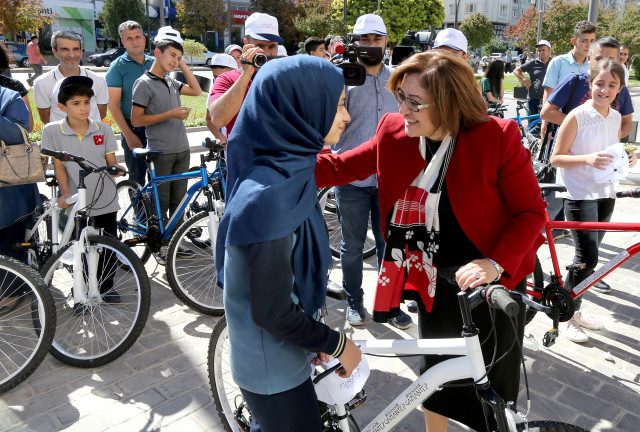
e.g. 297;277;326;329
316;51;547;431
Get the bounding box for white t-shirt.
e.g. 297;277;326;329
557;102;622;201
33;66;109;123
622;64;630;86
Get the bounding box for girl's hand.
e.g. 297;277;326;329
336;339;362;378
628;151;637;168
586;152;614;170
312;352;330;366
455;259;500;291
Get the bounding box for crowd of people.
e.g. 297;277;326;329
0;13;638;432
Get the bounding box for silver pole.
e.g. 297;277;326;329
160;0;166;28
377;0;380;14
587;0;598;25
343;0;347;26
227;0;232;45
536;0;544;43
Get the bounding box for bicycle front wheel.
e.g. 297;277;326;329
167;211;224;316
40;235;151;367
0;256;56;394
516;420;588;431
318;187;376;259
116;179;152;264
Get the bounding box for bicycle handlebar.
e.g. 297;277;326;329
203;137;226;152
616;187;640;198
41;148;84;163
41;148;129;176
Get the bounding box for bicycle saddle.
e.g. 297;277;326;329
539;183;567;193
133;148;163;161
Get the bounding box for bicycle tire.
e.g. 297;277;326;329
185;166;212;220
516;420;588;431
26;194;54;270
40;235;151;367
116;180;152;264
166;211;224;316
525;255;544;325
0;256;56;394
318;187;376;259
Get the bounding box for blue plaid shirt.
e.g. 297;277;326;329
331;64;398;187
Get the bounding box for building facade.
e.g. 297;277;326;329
439;0;534;37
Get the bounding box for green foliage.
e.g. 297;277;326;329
176;0;226;40
329;0;445;46
459;13;494;49
182;39;207;68
483;37;508;56
251;0;302;48
609;3;640;56
633;56;640;81
504;6;539;51
98;0;147;41
0;0;56;40
294;0;346;37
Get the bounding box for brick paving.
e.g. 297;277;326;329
1;91;640;431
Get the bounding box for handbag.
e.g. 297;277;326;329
0;124;45;187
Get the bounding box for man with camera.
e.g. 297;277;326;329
332;14;412;329
208;13;282;138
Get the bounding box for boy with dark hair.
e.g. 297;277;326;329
40;76;126;306
304;36;326;58
131;27;202;264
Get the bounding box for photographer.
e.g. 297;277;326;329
208;13;282;138
331;14;412;329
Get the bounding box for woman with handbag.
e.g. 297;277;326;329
0;87;41;312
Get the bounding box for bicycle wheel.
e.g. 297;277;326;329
516;420;588;431
0;256;55;394
318;402;361;432
525;255;544;325
318;187;376;259
184;166;211;220
40;235;151;367
116;180;152;264
167;211;224;316
26;194;54;270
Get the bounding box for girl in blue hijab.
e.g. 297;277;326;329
216;55;361;430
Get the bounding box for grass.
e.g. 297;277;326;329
27;91;209;142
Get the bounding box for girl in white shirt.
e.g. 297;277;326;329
550;59;628;343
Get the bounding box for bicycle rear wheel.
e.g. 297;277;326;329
318;187;376;259
0;256;55;394
167;211;224;316
516;420;588;431
116;179;152;264
525;255;544;325
40;235;151;367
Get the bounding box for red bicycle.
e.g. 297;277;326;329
524;184;640;347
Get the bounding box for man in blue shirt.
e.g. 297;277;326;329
106;21;154;186
331;14;412;329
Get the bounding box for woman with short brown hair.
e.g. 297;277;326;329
316;50;546;431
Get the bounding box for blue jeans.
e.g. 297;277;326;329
121;119;148;187
334;184;386;301
526;98;541;116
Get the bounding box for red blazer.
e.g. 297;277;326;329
315;113;547;289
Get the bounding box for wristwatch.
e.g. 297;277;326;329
486;258;503;281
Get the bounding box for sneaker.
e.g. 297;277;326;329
176;246;196;259
406;300;418;313
102;290;121;304
73;303;89;316
591;280;611;294
346;298;366;327
560;319;589;343
388;310;413;329
552;229;570;241
572;311;604;330
154;246;169;266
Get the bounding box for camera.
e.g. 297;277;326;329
240;52;268;68
389;29;435;66
334;34;384;87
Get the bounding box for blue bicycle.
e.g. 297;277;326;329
506;100;542;160
116;138;226;315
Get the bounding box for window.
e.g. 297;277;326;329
465;3;477;13
500;4;508;14
450;4;455;14
513;0;518;3
513;8;518;16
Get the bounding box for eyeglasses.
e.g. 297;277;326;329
393;89;431;112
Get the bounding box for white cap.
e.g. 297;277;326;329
244;13;283;43
277;45;287;57
210;53;238;69
225;44;242;55
535;40;551;49
154;26;183;44
433;28;467;53
353;14;387;36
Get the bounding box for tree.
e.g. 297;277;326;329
294;0;346;37
459;13;493;49
0;0;55;41
182;39;207;68
608;3;640;56
504;6;538;52
329;0;445;46
251;0;303;49
98;0;147;42
483;36;507;56
176;0;226;42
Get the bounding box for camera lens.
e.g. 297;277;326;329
253;53;267;68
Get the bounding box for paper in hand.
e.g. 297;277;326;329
593;143;629;184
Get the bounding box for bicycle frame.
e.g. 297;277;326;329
533;215;640;301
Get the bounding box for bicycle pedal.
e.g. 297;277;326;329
542;328;558;347
12;242;34;250
347;390;367;410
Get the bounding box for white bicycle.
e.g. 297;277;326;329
37;149;151;367
207;278;587;432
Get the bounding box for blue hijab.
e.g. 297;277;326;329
215;55;344;316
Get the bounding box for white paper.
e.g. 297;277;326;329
593;143;629;184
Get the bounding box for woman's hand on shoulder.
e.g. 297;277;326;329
336;339;362;378
455;259;500;291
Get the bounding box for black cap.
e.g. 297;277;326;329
59;75;93;91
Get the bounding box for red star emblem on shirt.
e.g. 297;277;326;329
93;135;104;146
